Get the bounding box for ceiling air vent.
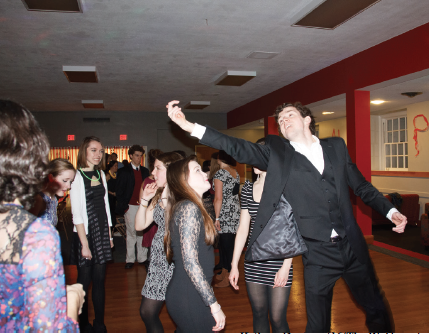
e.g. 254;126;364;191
292;0;381;30
215;71;256;86
22;0;82;12
183;101;211;110
83;118;110;123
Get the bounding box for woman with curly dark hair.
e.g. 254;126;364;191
0;100;84;332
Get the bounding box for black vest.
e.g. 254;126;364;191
283;149;346;242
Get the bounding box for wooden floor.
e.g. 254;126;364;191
65;249;429;333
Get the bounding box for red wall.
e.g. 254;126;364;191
227;22;429;129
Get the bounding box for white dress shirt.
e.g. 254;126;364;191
191;123;398;234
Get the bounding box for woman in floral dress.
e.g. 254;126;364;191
135;152;183;333
212;150;241;287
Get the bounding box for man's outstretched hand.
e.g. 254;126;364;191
166;100;195;133
391;212;407;233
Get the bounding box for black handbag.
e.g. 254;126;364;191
245;194;307;262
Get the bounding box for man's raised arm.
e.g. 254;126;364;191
166;100;196;134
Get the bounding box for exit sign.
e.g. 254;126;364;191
67;135;75;141
120;134;127;141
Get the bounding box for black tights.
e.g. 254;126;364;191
77;263;107;331
140;296;164;333
218;233;235;272
246;281;291;333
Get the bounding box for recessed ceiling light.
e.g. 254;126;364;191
371;100;385;105
63;66;98;83
22;0;82;12
183;101;211;110
322;111;335;115
247;52;280;60
292;0;381;30
215;70;256;86
82;100;104;109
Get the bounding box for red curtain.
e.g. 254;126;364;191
49;146;133;168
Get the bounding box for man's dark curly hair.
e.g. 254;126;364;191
0;100;50;213
274;102;316;136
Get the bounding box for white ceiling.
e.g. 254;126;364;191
1;0;429;119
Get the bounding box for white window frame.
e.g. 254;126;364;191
381;110;408;171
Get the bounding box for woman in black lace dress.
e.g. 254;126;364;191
70;136;114;333
164;156;226;333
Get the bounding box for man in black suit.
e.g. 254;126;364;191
116;145;150;269
166;100;407;332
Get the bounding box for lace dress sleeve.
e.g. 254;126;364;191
176;201;216;307
21;219;79;333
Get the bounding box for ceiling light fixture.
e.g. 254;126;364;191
22;0;82;12
63;66;98;83
82;100;104;109
292;0;381;30
371;100;385;105
322;111;335;115
401;92;422;98
247;51;280;60
215;70;256;86
183;101;211;110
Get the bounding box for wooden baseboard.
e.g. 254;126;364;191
365;235;374;244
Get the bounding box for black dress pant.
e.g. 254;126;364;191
218;233;236;272
302;236;393;333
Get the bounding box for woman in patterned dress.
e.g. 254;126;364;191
0;99;84;333
70;136;114;333
30;158;76;226
164;155;226;332
212;150;241;287
135;152;183;333
229;138;293;333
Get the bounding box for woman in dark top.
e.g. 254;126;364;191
164;156;226;333
105;160;118;228
70;136;114;333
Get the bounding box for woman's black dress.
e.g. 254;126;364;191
165;200;216;333
71;170;112;267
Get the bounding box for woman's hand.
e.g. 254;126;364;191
215;220;221;231
210;302;226;332
142;182;158;203
273;261;291;288
229;266;240;290
81;245;92;260
66;283;85;321
110;239;114;248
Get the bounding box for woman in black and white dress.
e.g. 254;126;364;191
70;136;114;333
134;152;183;333
229;138;293;333
212;150;240;287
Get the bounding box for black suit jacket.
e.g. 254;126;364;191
200;126;394;264
115;164;150;215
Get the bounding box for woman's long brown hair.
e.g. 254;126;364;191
149;152;183;208
164;155;217;263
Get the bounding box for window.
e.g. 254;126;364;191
382;114;407;170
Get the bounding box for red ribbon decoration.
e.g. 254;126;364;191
413;114;429;156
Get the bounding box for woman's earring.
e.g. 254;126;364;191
257;174;260;181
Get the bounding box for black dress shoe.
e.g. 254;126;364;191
125;262;134;269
